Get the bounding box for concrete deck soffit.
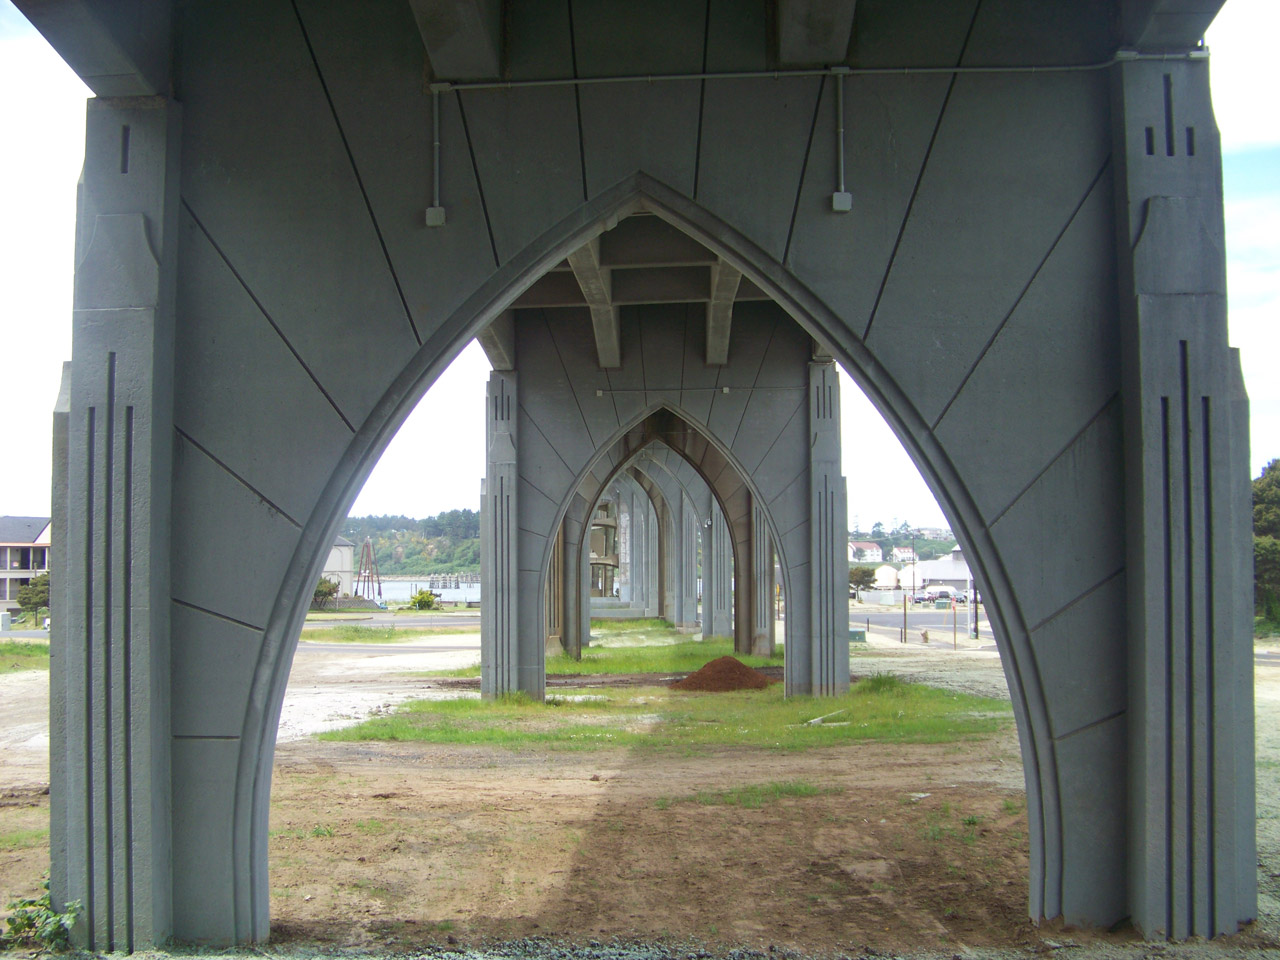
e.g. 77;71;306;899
409;0;502;80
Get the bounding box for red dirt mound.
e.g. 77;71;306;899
669;655;778;692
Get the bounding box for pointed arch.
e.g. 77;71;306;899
233;172;1059;937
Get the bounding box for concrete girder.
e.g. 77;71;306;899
706;258;743;366
776;0;857;66
476;310;515;370
1120;0;1227;49
15;0;170;97
408;0;501;80
566;236;621;368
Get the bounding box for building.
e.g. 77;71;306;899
915;544;972;595
321;535;356;596
0;516;51;613
847;540;883;563
891;545;917;563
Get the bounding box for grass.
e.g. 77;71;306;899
436;636;781;679
322;673;1011;752
0;826;49;851
1257;616;1280;641
300;624;479;644
0;641;50;674
657;780;838;810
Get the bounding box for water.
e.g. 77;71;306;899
373;579;482;603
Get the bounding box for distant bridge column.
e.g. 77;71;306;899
559;516;585;659
481;371;528;694
671;493;699;632
807;360;851;696
704;499;733;638
1114;57;1254;939
644;498;661;618
747;502;775;657
51;97;182;950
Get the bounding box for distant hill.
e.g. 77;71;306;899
344;510;480;575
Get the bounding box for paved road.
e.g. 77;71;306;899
0;629;50;639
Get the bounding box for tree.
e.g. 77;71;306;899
1255;459;1280;539
17;573;50;614
1256;460;1280;621
871;521;885;539
313;577;339;609
409;588;442;610
849;567;877;592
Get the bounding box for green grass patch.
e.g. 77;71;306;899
0;827;49;851
659;780;837;809
0;641;50;675
436;638;781;679
300;624;479;644
1256;617;1280;642
322;673;1011;752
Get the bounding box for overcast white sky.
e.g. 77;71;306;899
0;0;1276;533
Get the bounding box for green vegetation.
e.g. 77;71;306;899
344;511;480;575
408;588;443;610
16;573;50;614
1257;459;1280;635
313;576;339;609
849;566;877;591
322;673;1011;752
299;624;479;644
1;879;79;951
0;827;48;851
657;780;838;810
0;641;50;675
437;636;780;678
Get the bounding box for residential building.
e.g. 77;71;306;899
0;516;51;613
847;540;883;563
891;545;917;563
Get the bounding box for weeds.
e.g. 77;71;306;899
1;879;80;951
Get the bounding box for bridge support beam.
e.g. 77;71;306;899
1114;57;1255;939
807;360;851;696
481;370;528;695
51;95;181;949
704;499;733;638
747;503;775;658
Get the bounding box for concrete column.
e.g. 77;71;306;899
808;360;851;696
543;524;563;655
481;371;525;695
51;97;182;950
1113;58;1255;939
644;498;660;617
749;502;775;657
560;519;584;659
671;494;698;631
704;499;733;638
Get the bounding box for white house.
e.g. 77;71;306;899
872;564;899;590
0;517;51;613
847;540;883;563
891;545;917;563
322;535;356;596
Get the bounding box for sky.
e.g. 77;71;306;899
0;1;1276;534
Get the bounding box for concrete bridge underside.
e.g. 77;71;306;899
25;0;1254;949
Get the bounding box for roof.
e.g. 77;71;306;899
334;535;355;547
0;517;51;544
849;541;881;551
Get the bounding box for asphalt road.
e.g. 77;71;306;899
303;612;481;629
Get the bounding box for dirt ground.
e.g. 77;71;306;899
3;633;1280;958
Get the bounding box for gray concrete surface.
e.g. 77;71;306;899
23;0;1252;948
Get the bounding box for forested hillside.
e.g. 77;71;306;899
343;510;480;575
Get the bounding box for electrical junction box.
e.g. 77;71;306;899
831;191;852;213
